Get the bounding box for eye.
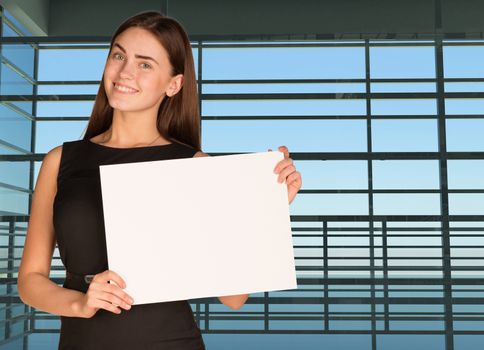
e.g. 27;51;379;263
140;62;152;70
113;52;125;61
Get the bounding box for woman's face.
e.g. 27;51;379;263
103;27;182;113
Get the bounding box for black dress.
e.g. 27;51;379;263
53;139;206;350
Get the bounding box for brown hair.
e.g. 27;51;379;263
83;11;200;151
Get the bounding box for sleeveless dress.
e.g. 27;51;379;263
53;139;206;350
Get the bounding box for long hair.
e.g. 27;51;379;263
83;11;201;151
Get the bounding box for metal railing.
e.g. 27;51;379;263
1;214;483;349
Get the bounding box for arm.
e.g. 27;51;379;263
18;147;133;318
193;151;250;310
17;146;86;317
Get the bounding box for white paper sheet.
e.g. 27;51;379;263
99;151;297;305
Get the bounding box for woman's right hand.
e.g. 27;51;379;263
76;270;134;318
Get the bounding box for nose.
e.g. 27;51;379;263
119;61;135;79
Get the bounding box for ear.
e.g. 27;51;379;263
166;74;184;97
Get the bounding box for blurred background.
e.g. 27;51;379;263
0;0;483;349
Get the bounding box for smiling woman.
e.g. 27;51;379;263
86;13;200;149
17;10;302;350
103;30;177;114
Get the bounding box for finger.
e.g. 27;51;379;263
94;299;122;314
104;283;134;304
278;165;297;183
278;145;290;159
286;171;302;186
274;158;294;174
88;278;134;306
95;291;132;310
85;292;122;314
95;270;127;289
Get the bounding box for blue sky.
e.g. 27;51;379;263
5;44;484;218
2;20;484;219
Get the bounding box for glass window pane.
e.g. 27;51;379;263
373;194;441;215
387;247;442;258
371;83;436;93
38;49;107;81
36;101;94;117
445;99;484;115
2;43;35;78
203;46;365;80
446;119;484;151
1;63;33;95
378;335;445;350
202;99;366;117
296;160;368;189
445;82;484;92
372;120;438;152
0;187;29;215
455;335;484;350
0;144;24;155
449;194;484;215
2;22;19;37
290;194;369;215
201;120;367;152
0;161;30;189
0;63;33;114
444;46;484;78
203;83;366;94
37;84;99;95
371;99;437;116
448;160;484;189
35;121;87;153
370;47;436;78
373;160;440;189
0;104;31;150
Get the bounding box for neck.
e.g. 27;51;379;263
102;109;168;147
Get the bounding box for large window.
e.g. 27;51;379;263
1;9;483;350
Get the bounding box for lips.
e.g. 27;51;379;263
113;82;139;93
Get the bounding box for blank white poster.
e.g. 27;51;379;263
99;151;297;305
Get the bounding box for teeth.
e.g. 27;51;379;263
114;84;137;93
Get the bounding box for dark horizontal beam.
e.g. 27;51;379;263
3;152;484;162
5;92;484;102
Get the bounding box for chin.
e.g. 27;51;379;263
108;100;158;114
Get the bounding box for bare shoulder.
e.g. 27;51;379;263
193;151;210;158
42;145;63;170
36;145;63;189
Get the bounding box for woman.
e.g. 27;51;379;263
18;11;302;349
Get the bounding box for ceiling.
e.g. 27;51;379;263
1;0;484;40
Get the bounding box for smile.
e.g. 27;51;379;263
113;82;139;94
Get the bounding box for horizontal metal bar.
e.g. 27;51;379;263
7;92;484;102
2;214;484;222
30;77;484;85
300;189;484;194
2;152;484;163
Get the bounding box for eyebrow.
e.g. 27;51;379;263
113;43;159;65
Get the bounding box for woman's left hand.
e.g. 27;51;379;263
271;146;302;204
